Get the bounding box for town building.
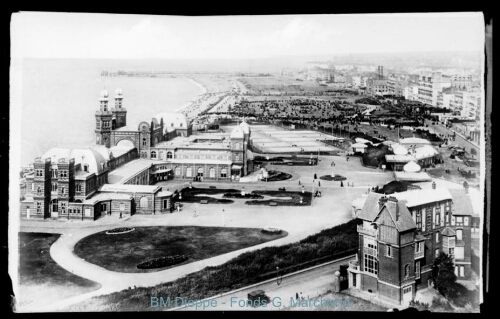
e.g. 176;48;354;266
348;186;476;306
417;72;452;106
20;90;255;220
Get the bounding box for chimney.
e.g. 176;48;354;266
463;181;469;194
378;196;388;210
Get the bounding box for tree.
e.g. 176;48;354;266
432;252;457;296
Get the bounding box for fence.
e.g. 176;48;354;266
256;248;358;282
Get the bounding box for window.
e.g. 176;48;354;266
456;216;464;226
415;261;421;279
386;245;393;258
175;167;181;176
449;247;454;256
59;170;68;178
60;202;66;214
142;138;147;146
52;183;58;192
456;229;463;241
435;213;440;228
140;197;149;208
436;232;439;243
446;211;450;224
162;200;168;209
415;241;423;254
52;170;57;178
435;248;440;258
220;168;227;178
84;164;88;172
167;152;173;159
197;167;204;177
180;123;183;127
37;187;42;195
61;187;65;195
36;202;41;213
235;143;240;150
209;167;215;178
364;254;378;275
186;167;193;178
76;184;82;192
416;211;422;229
151;151;157;159
404;264;410;278
171;123;174;127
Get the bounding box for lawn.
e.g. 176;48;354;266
73;226;288;273
178;187;239;204
66;220;359;312
17;232;101;309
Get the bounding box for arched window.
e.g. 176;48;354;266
220;168;227;178
175;167;181;176
51;199;58;212
76;184;82;192
142;138;147;146
151;151;157;159
140;197;149;208
404;264;410;278
186;167;193;177
37;187;42;195
167;151;173;159
197;167;204;177
209;167;215;178
52;183;57;192
61;187;65;195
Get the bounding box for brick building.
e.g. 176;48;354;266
348;187;475;306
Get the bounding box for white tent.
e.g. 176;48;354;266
403;161;421;173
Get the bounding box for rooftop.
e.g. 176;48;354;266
99;183;161;194
107;159;160;184
84;192;133;205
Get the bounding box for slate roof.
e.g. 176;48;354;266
448;189;475;216
374;199;416;232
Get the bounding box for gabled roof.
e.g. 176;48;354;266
441;227;456;236
374;199;416;232
357;192;385;221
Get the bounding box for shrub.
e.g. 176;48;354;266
106;227;135;234
409;299;430;311
137;255;188;270
261;228;282;235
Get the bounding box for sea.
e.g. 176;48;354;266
16;59;205;167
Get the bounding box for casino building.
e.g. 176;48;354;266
20;90;254;220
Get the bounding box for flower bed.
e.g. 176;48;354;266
106;227;135;235
261;228;283;235
265;170;292;182
223;193;264;199
320;174;346;181
136;255;188;270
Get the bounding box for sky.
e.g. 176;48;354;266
11;12;485;60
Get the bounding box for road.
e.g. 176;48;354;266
424;120;479;153
174;255;356;311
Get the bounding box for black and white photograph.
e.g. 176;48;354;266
8;11;490;313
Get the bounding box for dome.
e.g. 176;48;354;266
239;121;250;134
403;160;421;173
40;147;108;175
100;89;109;99
230;126;245;139
115;88;123;95
392;144;408;155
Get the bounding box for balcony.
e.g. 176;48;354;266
357;225;378;238
415;251;425;259
349;260;360;272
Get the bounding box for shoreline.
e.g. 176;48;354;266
174;77;209;114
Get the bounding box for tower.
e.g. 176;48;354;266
95;90;113;148
112;88;127;129
230;126;246;177
32;158;51;219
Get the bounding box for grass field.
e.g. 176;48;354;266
73;226;288;273
17;232;101;309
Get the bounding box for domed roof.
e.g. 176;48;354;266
403;160;421;173
392;144;408;155
115;88;123;96
230;126;245;139
100;89;109;99
40;147;108;175
239;121;250;134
